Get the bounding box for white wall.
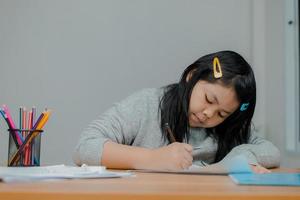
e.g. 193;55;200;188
265;0;300;167
0;0;271;166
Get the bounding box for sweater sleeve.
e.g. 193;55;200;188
220;129;281;168
73;90;147;166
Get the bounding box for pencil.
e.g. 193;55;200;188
0;109;21;153
2;105;23;145
9;110;51;166
164;123;176;143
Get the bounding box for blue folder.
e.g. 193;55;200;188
229;173;300;186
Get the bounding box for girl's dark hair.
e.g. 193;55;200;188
159;50;256;162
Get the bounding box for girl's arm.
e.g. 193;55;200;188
73;89;152;167
221;134;280;169
102;141;193;170
73;89;194;169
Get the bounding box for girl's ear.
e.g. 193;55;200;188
186;69;196;82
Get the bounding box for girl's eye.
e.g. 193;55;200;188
205;94;212;104
218;112;225;118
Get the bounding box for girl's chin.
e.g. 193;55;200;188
188;119;213;128
189;119;204;128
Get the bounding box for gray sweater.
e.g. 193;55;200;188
73;88;280;168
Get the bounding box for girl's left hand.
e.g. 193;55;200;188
250;164;271;173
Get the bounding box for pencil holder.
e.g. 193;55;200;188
7;129;43;167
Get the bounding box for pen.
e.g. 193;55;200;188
164;123;176;143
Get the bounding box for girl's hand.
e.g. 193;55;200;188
151;142;193;170
250;164;271;173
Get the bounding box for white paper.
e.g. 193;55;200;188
0;165;132;183
132;155;253;175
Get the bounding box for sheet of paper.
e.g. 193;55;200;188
132;155;252;175
0;165;132;183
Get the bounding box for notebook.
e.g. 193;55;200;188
229;173;300;186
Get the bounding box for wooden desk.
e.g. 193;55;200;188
0;170;300;200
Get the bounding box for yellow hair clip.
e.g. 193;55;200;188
213;57;223;78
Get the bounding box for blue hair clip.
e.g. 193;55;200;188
240;103;249;111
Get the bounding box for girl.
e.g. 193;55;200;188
73;51;280;173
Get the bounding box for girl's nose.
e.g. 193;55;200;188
203;107;216;119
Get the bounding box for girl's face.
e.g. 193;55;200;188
188;80;239;128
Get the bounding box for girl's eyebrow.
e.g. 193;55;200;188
212;94;231;114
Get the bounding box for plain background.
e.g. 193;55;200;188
0;0;299;167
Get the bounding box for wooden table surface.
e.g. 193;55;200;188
0;169;300;200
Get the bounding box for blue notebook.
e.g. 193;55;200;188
229;173;300;186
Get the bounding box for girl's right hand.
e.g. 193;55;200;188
151;142;193;170
250;164;271;174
